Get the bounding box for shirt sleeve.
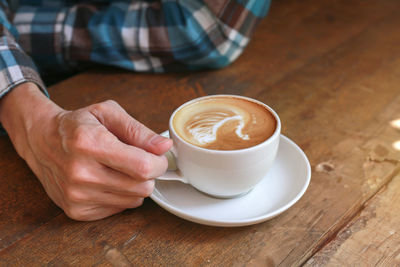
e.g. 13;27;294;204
0;0;47;98
14;0;271;73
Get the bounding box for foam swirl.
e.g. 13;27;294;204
172;96;276;150
186;111;249;145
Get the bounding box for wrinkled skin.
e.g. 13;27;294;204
0;82;172;221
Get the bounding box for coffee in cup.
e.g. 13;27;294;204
159;95;281;198
172;96;276;151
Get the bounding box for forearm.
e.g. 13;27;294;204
0;1;50;144
0;82;63;159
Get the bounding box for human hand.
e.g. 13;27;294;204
0;83;172;221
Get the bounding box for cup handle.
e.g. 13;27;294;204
156;148;189;184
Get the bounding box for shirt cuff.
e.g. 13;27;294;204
0;36;49;135
0;43;48;98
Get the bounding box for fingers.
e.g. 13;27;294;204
37;164;146;222
58;175;149;221
63;121;169;180
68;163;157;196
53;100;174;221
63;184;147;208
89;100;173;155
99;134;169;179
98;143;169;180
64;205;128;221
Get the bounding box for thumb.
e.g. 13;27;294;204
90;100;172;155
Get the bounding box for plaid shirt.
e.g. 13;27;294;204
0;0;270;98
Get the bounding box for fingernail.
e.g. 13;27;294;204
150;135;169;146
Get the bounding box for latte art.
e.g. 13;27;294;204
172;96;276;150
186;112;249;145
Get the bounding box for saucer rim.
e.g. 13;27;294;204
150;133;311;227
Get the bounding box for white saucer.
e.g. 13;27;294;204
150;133;311;227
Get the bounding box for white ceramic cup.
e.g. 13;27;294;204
158;95;281;198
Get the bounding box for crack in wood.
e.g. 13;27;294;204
300;160;400;266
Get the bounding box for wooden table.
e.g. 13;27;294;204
2;0;400;265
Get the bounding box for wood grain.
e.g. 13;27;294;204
1;0;400;265
306;172;400;266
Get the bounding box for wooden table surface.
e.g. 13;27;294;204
2;0;400;265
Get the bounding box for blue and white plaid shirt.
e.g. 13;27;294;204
0;0;270;98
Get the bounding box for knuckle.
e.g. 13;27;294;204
126;198;144;209
126;120;144;138
160;155;169;174
64;206;86;221
64;186;86;203
136;156;153;179
69;125;91;153
93;128;112;144
65;161;90;184
103;99;119;107
140;180;155;197
92;100;120;114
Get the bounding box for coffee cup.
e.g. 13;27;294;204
158;95;281;198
